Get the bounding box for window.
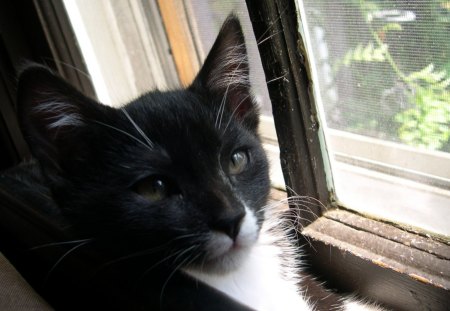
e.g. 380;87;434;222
245;1;449;310
33;0;450;309
298;0;450;238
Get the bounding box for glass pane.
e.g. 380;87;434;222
297;0;450;237
63;0;180;106
183;0;273;117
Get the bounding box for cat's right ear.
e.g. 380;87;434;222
17;65;101;173
190;16;259;132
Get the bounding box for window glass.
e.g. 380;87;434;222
63;0;180;106
297;0;450;237
183;1;273;116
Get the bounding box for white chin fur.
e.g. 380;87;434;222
199;206;260;274
183;207;313;311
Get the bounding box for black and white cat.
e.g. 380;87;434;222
8;16;386;310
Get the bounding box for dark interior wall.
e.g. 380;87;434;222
0;0;55;169
0;0;95;170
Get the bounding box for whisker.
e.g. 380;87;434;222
170;244;200;266
257;30;283;46
257;207;317;251
257;197;322;235
255;5;289;44
30;238;93;251
266;73;288;85
41;57;93;81
121;108;154;149
94;233;202;274
159;246;201;307
154;245;196;270
92;119;152;151
44;239;92;285
287;198;323;207
141;243;201;280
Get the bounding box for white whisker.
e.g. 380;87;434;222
92;120;152;152
121;108;154;149
266;73;288;85
94;233;203;274
257;30;282;46
159;245;200;309
42;57;92;81
30;238;93;251
255;5;289;44
44;239;92;284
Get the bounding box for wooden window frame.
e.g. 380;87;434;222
0;0;95;169
33;0;96;98
243;1;449;310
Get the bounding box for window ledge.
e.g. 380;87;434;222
302;209;450;311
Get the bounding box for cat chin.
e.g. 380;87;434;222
189;233;256;275
189;210;261;275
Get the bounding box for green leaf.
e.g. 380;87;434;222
380;23;403;32
406;64;435;82
436;77;450;89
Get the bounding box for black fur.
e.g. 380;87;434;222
3;16;272;310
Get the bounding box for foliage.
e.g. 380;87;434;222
396;65;450;150
335;0;450;151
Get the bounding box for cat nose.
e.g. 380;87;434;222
213;211;245;241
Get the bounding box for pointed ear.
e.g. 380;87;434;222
17;65;101;173
190;15;259;132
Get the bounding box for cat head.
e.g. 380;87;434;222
17;16;270;274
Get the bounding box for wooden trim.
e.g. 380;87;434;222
245;0;331;224
302;210;450;311
157;0;200;86
32;0;96;98
330;129;450;189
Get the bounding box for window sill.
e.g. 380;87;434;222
334;161;450;238
302;209;450;311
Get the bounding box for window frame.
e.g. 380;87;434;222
244;0;449;310
33;0;96;98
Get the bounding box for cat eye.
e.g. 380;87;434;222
134;176;174;202
229;150;249;175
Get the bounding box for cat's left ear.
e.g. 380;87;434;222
16;65;108;175
190;15;259;132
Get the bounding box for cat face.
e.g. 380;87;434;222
17;16;270;274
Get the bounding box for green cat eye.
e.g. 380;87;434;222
135;176;169;202
229;150;249;175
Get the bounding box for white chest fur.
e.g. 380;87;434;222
184;229;313;311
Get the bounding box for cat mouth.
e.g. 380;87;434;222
196;211;260;274
198;235;252;274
